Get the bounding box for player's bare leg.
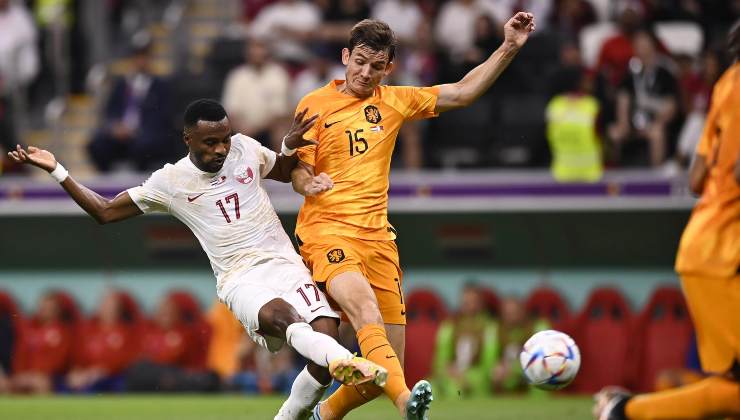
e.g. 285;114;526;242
258;299;386;420
316;272;432;419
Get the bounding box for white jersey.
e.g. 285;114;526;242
128;134;304;287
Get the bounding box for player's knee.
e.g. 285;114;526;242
306;362;332;386
259;299;304;336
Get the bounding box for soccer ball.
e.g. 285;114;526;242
520;330;581;390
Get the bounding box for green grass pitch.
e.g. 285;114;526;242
0;395;593;419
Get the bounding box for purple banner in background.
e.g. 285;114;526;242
0;180;675;200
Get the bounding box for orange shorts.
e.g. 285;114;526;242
297;234;406;325
680;273;740;374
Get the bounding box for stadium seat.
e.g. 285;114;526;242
525;287;572;332
571;287;634;392
404;289;447;387
654;22;704;57
635;286;694;392
405;289;448;322
478;287;501;318
167;290;212;369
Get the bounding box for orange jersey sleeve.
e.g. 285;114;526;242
294;81;439;241
676;63;740;277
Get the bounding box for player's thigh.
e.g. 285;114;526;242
328;271;384;329
681;274;740;373
385;323;406;367
298;235;367;296
363;239;406;325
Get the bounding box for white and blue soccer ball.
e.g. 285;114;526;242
520;329;581;391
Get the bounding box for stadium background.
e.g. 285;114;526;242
0;0;737;418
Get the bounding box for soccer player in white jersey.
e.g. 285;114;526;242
8;99;387;419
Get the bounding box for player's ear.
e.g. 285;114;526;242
183;129;192;148
341;48;350;65
384;61;394;76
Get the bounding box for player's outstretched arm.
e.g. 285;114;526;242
435;12;535;113
267;108;319;182
7;145;143;224
290;161;333;197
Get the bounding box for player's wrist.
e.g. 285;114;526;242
49;162;69;183
281;136;297;156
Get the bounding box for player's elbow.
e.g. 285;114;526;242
94;205;118;225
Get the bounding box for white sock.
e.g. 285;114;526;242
274;366;329;420
285;322;352;367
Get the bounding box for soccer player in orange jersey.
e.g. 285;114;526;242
594;21;740;420
285;12;536;420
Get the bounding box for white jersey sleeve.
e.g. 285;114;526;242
127;166;173;213
237;134;277;178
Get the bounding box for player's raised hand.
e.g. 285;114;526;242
7;144;58;172
504;12;535;49
304;172;333;196
284;108;320;150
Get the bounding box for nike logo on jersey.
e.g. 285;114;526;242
385;355;396;359
324;120;341;128
187;193;205;202
310;305;326;313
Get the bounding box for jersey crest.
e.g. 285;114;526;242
326;248;345;264
364;105;382;124
234;165;254;185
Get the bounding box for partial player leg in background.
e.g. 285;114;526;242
594;273;740;419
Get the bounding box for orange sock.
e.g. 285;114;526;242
356;324;409;405
626;376;740;419
322;383;383;419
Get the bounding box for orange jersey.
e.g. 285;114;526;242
295;80;439;241
675;63;740;277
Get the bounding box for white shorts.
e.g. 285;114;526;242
217;259;338;352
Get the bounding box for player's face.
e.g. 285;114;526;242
342;45;394;98
185;117;232;173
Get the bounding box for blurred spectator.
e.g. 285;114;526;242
609;30;679;167
0;0;38;155
205;301;244;380
10;293;75;394
490;296;548;392
126;294;218;392
290;48;345;107
676;50;724;166
482;0;553;33
241;0;278;22
432;284;497;398
87;32;175;172
249;0;321;61
550;0;597;38
222;37;290;150
230;336;300;394
371;0;424;45
595;4;644;89
435;0;495;62
63;292;139;393
313;0;371;57
546;66;603;182
386;59;424;169
402;20;440;87
459;14;503;76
